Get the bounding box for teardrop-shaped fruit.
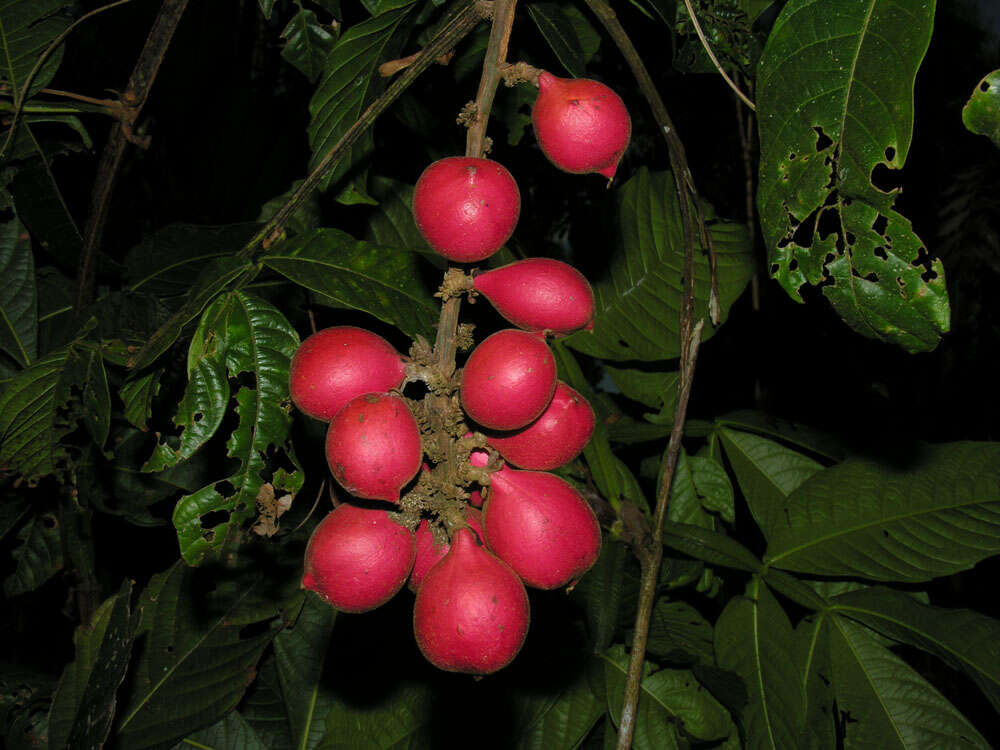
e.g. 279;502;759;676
413;157;521;262
461;329;556;430
473;259;594;335
532;72;631;179
302;503;416;613
325;393;422;502
408;509;485;592
413;528;530;674
289;327;406;421
487;382;595;470
484;467;601;589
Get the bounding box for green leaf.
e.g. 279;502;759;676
566;169;753;361
0;494;28;541
48;581;137;750
829;586;1000;713
258;182;321;239
715;579;804;750
262;228;438;342
282;8;338;83
661;520;762;572
764;442;1000;582
172;711;270;750
114;561;281;749
603;364;677;410
829;616;990;749
364;176;438;262
646;599;714;665
963;70;1000;147
165;292;300;565
4;510;61;596
307;2;416;201
273;592;337;750
257;0;276;19
0;213;36;367
756;0;948;352
719;427;823;540
240;655;294;750
65;341;110;450
0;0;72;98
317;680;434;749
668;449;715;529
526;2;601;78
120;370;162;432
794;615;836;750
511;661;605;750
715;410;847;461
571;539;627;652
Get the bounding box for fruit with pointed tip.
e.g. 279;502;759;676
461;329;556;430
408;508;486;592
412;156;521;262
289;327;405;421
532;72;631;179
413;528;530;674
302;503;415;613
325;393;422;502
483;466;601;589
473;259;594;336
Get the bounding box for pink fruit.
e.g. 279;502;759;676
302;504;415;613
325;393;422;502
487;382;595;470
473;259;595;335
467;443;491;507
412;157;521;262
532;72;631;179
483;467;601;589
408;508;485;592
461;329;556;430
289;327;406;421
413;528;530;674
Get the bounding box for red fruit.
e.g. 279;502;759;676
487;382;595;470
532;72;631;179
302;504;415;613
461;329;556;431
289;327;405;421
408;509;485;592
412;157;521;262
484;467;601;589
413;528;530;674
325;393;422;502
473;259;595;336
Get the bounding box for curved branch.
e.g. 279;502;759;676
680;0;755;111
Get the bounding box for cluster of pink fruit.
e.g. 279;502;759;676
292;71;630;675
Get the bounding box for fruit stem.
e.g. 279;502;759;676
464;0;518;157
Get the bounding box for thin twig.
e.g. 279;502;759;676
735;87;759;311
680;0;755;111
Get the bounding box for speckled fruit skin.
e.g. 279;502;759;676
413;529;529;674
325;393;422;502
289;327;405;421
408;509;485;592
412;157;521;262
473;259;595;336
461;329;556;430
532;72;631;179
487;382;595;470
484;467;601;589
302;504;416;613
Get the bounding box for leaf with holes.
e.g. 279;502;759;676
0;213;36;367
0;0;72;98
282;7;338;83
764;442;1000;582
565;168;753;361
963;70;1000;148
165;291;301;565
756;0;948;352
4;510;62;597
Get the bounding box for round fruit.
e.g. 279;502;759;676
532;72;631;179
483;467;601;589
302;503;416;613
461;329;556;430
413;528;530;674
408;508;485;592
325;393;422;502
473;259;595;336
487;382;595;470
412;157;521;262
289;326;405;421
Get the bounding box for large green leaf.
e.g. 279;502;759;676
603;364;677;411
756;0;948;352
364;176;438;262
829;616;990;749
3;509;61;596
830;587;1000;713
262;228;438;342
120;370;162;432
571;539;627;652
526;2;601;78
764;442;1000;582
172;711;270;750
114;561;282;749
511;661;605;750
566;169;753;361
963;70;1000;148
715;579;804;750
48;581;137;750
0;0;72;98
317;680;434;749
715;410;847;461
794;615;836;750
160;292;301;565
307;1;416;202
239;655;294;750
661;521;762;573
281;7;338;83
646;599;714;665
0;213;36;366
